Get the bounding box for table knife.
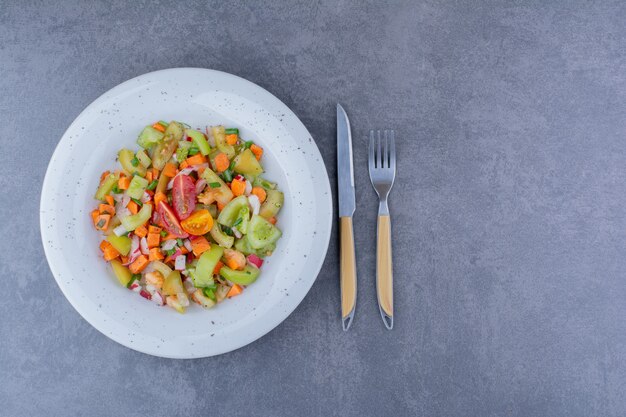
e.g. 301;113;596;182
337;103;357;331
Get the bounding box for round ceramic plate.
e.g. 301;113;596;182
40;68;332;358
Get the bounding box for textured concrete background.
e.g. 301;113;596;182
1;1;625;416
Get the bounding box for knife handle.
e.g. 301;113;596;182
376;214;393;329
340;216;357;330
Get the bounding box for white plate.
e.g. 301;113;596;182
40;68;332;358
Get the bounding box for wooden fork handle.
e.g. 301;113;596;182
340;216;357;330
377;214;393;329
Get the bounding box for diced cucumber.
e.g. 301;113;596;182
176;141;192;162
252;176;276;190
234;236;275;257
186;129;211;156
95;173;119;200
106;234;132;256
163;270;185;296
212;125;235;159
120;203;152;231
201;167;234;206
119;149;147;176
217;196;249;227
110;259;132;287
126;175;149;199
259;190;284;219
136;149;152;168
247;215;282;249
137;126;164;149
219;265;260;285
209;222;234;248
233;149;263;176
235;206;250;234
194;245;224;287
152;121;184;169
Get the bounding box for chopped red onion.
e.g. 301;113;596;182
174;255;186;271
140;237;150;255
195;178;207;194
183;239;193;252
247;254;264;269
248;195;261;215
140;289;152;300
152;291;164;306
244;179;252;195
141;191;151;203
161;239;177;251
232;227;242;239
177;292;190;307
205;126;216;147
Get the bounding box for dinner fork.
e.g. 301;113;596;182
368;130;396;330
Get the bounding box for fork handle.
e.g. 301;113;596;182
377;214;393;329
340;216;357;330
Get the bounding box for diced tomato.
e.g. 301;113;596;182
157;201;189;238
172;175;196;220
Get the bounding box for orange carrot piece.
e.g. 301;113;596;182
154;192;167;208
127;200;139;215
226;258;240;270
268;217;277;225
134;225;148;238
99;204;115;216
95;214;111;231
179;160;189;170
149;248;164;261
250;144;263;160
185;154;206;166
146;233;160;248
180;246;189;255
152;122;166;132
152;168;159;180
118;176;131;190
91;209;100;226
104;195;115;206
217;201;226;211
148;225;162;234
145;171;153;182
213;260;224;275
230;178;245;196
100;240;119;261
227;284;243;298
225;134;238;145
251;187;267;203
162;162;177;178
162;232;179;241
120;255;129;264
191;236;211;256
129;255;149;273
99;170;111;184
214;153;230;172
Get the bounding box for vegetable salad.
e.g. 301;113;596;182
92;121;284;313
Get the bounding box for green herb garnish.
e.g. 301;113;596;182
209;182;221;188
146;180;158;190
131;156;140;167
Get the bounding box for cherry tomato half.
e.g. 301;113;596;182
172;174;196;220
181;209;214;236
158;201;189;238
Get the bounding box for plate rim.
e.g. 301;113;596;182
39;67;333;358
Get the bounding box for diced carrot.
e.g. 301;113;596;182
145;171;153;182
149;248;164;261
134;225;148;238
251;187;267;203
180;246;189;255
214;153;230;172
154;192;167;208
191;236;211;256
148;225;162;234
127;200;139;215
225;134;238;145
226;258;240;270
146;233;160;248
120;255;129;264
163;232;178;241
100;240;119;261
230;178;245;196
217;201;226;211
104;195;115;206
152;122;166;132
100;170;111;184
250;144;263;160
99;204;115;216
162;162;177;178
99;240;109;252
213;260;224;275
91;209;100;226
268;217;277;225
129;255;149;274
197;166;206;176
118;176;131;190
152;168;159;180
179;160;189;170
186;154;206;166
95;214;111;231
227;284;243;298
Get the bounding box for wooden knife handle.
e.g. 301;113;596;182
340;216;356;330
377;214;393;329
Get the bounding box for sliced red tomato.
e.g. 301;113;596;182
181;209;214;236
158;201;189;238
172;174;196;220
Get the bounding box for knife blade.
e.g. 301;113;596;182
337;103;357;330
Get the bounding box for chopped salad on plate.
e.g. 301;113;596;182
91;121;284;313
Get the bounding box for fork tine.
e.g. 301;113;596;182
377;130;382;169
368;130;375;171
389;130;396;171
383;130;389;168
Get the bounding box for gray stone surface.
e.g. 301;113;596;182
1;0;625;416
